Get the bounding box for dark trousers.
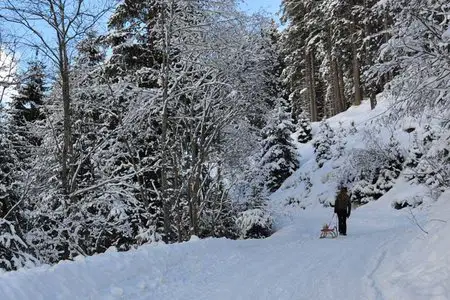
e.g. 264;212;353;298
336;212;347;235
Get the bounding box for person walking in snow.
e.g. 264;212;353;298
334;186;351;236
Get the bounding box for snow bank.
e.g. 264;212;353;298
375;191;450;300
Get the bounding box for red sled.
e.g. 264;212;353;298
320;223;338;239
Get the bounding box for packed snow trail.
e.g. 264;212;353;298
0;198;426;300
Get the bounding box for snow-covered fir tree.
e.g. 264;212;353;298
404;132;423;172
281;0;386;120
0;126;16;218
313;120;335;168
0;219;37;271
235;208;273;239
260;103;299;192
10;60;46;129
0;60;47;268
296;112;312;143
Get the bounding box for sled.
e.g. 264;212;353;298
319;214;338;239
319;224;338;239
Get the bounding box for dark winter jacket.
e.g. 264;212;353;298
334;189;351;217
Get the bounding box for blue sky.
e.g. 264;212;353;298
242;0;281;15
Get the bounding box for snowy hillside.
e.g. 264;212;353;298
1;100;449;300
271;99;447;214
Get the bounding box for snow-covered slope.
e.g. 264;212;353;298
269;100;390;211
1;100;449;300
375;190;450;300
270;99;442;214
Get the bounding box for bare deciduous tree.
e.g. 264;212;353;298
0;0;112;194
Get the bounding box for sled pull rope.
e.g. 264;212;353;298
329;213;336;227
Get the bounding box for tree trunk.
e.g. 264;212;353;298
59;36;72;195
161;86;170;242
160;1;173;242
382;6;393;86
370;91;377;110
171;151;183;242
331;57;343;115
351;21;362;106
326;25;342;117
190;137;200;236
337;61;346;112
306;51;318;121
352;52;362;106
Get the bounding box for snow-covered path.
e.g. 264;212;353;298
0;199;426;300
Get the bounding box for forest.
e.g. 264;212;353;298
0;0;448;272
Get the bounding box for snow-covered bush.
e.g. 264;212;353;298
404;132;423;170
414;134;450;191
198;191;238;240
0;219;37;271
351;176;383;205
404;126;449;193
25;188;150;263
136;225;163;245
284;196;307;209
235;208;273;239
422;125;438;146
227;152;270;239
344;136;405;205
392;195;424;210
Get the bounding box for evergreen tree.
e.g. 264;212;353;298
260;104;299;192
8;59;46;165
1;59;46;233
247;19;286;129
0;60;46;270
11;61;46;127
372;137;403;196
0;219;37;271
0;126;16;218
235;207;273;239
404;132;423;170
313;120;335;168
263;20;289;110
296;112;312;143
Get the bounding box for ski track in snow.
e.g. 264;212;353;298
0;200;420;300
364;238;391;300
